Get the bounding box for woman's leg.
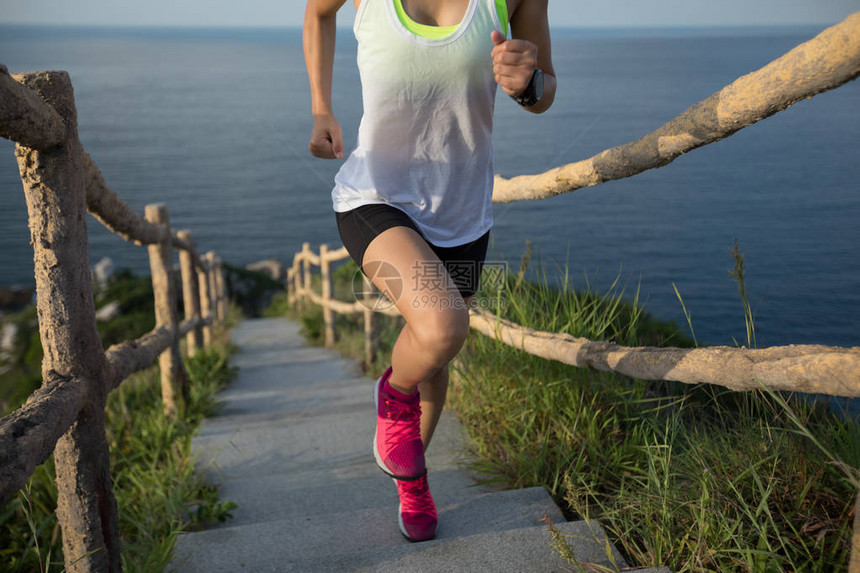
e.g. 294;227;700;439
362;226;472;449
417;365;448;450
417;293;474;449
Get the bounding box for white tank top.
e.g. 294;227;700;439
331;0;505;247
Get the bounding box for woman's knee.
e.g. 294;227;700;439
410;306;470;364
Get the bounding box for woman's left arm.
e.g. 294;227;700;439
491;0;556;114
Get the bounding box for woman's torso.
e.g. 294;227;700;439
331;0;508;247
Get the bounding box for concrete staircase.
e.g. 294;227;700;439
167;318;669;573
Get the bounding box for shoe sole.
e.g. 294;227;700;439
373;374;424;481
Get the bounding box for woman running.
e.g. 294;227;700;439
303;0;555;542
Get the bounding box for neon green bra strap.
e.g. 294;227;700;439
393;0;509;38
495;0;508;36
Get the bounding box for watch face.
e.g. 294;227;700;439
514;68;543;107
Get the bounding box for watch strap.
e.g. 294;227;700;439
512;68;542;107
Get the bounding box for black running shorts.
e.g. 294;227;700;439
335;203;490;299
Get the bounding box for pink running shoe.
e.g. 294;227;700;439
395;471;437;542
373;366;426;480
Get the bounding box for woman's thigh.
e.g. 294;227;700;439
362;225;467;326
335;204;490;326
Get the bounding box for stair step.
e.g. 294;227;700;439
192;413;467;480
198;375;371;430
204;466;494;528
169;518;629;573
170;486;565;571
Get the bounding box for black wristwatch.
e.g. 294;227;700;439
512;68;544;107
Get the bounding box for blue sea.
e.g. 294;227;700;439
1;24;858;348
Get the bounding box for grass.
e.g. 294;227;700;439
1;339;240;572
728;238;757;349
0;271;242;572
451;244;858;571
275;241;859;572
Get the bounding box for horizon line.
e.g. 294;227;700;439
0;20;836;31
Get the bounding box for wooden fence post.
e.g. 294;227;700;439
302;242;312;313
289;254;300;307
14;70;122;573
294;255;303;311
198;253;214;346
220;258;229;319
145;203;189;418
286;267;294;307
363;273;376;366
177;230;203;357
288;257;295;308
204;251;219;325
212;253;224;322
214;254;223;321
214;254;227;321
320;244;336;347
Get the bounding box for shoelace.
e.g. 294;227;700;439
398;474;436;514
382;397;422;447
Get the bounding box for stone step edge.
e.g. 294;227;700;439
168;518;633;573
176;485;565;543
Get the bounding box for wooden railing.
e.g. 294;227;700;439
492;11;860;202
288;242;860;398
0;66;228;572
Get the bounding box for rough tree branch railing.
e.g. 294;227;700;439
289;243;860;399
467;312;860;397
0;66;228;572
492;11;860;202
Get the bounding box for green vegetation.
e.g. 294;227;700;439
276;244;859;572
222;263;284;317
0;269;157;413
728;238;757;349
0;304;43;414
0;270;240;572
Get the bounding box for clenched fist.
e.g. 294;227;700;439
309;113;344;159
490;30;538;97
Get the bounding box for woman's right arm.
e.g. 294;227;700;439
303;0;348;159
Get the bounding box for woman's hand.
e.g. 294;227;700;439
490;29;538;98
309;113;344;159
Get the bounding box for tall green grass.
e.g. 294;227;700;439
728;238;757;349
449;246;858;572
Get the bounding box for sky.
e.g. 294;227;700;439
2;0;858;29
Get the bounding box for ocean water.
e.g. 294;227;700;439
1;24;858;348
